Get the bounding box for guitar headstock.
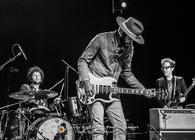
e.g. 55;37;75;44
192;77;195;85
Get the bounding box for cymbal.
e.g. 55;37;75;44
35;90;59;99
9;90;59;100
8;90;31;101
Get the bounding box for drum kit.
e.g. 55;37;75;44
0;90;91;140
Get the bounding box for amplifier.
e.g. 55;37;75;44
149;108;195;130
149;130;195;140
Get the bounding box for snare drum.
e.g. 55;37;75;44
63;97;81;117
25;116;75;140
28;106;50;123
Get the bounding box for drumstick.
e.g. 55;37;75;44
55;105;60;116
59;83;64;98
48;78;64;91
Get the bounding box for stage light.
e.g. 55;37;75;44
112;0;128;14
121;1;127;8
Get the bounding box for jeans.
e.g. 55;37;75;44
90;100;127;140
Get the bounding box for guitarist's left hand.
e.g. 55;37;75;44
144;88;156;98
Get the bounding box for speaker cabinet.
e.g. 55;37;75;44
149;108;195;130
149;131;195;140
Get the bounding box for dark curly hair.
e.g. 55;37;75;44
26;66;44;84
161;58;176;68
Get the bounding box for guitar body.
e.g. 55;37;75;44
76;73;155;105
76;73;119;105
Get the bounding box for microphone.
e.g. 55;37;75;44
18;44;27;60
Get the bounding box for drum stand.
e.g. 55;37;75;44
0;110;8;140
17;109;49;140
0;100;28;139
61;59;78;99
61;59;93;139
0;101;49;140
74;105;92;140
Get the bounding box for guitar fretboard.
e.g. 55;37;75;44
94;85;149;95
113;88;146;95
183;83;195;97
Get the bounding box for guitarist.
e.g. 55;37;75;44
155;58;187;108
78;16;147;140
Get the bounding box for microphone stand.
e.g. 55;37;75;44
61;59;78;100
0;52;23;71
61;59;78;75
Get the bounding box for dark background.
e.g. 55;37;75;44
0;0;194;134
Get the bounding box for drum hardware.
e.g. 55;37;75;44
21;102;46;139
48;78;66;117
53;82;65;117
72;122;92;140
54;105;61;117
0;101;27;140
17;109;50;140
0;110;8;140
0;99;49;140
67;104;92;140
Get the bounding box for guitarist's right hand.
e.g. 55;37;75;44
83;80;94;96
179;95;186;103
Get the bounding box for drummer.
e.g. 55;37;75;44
20;66;60;119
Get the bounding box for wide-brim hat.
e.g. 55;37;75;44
116;16;145;44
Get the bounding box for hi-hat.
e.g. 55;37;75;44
9;90;59;100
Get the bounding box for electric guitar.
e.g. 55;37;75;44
76;73;156;105
168;77;195;107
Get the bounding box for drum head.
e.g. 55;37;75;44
26;116;75;140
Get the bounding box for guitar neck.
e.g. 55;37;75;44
113;87;146;95
183;83;195;97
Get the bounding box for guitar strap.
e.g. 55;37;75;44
172;76;177;100
166;76;177;107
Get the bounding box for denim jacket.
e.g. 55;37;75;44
78;30;144;89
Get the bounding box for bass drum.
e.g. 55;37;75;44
25;116;75;140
